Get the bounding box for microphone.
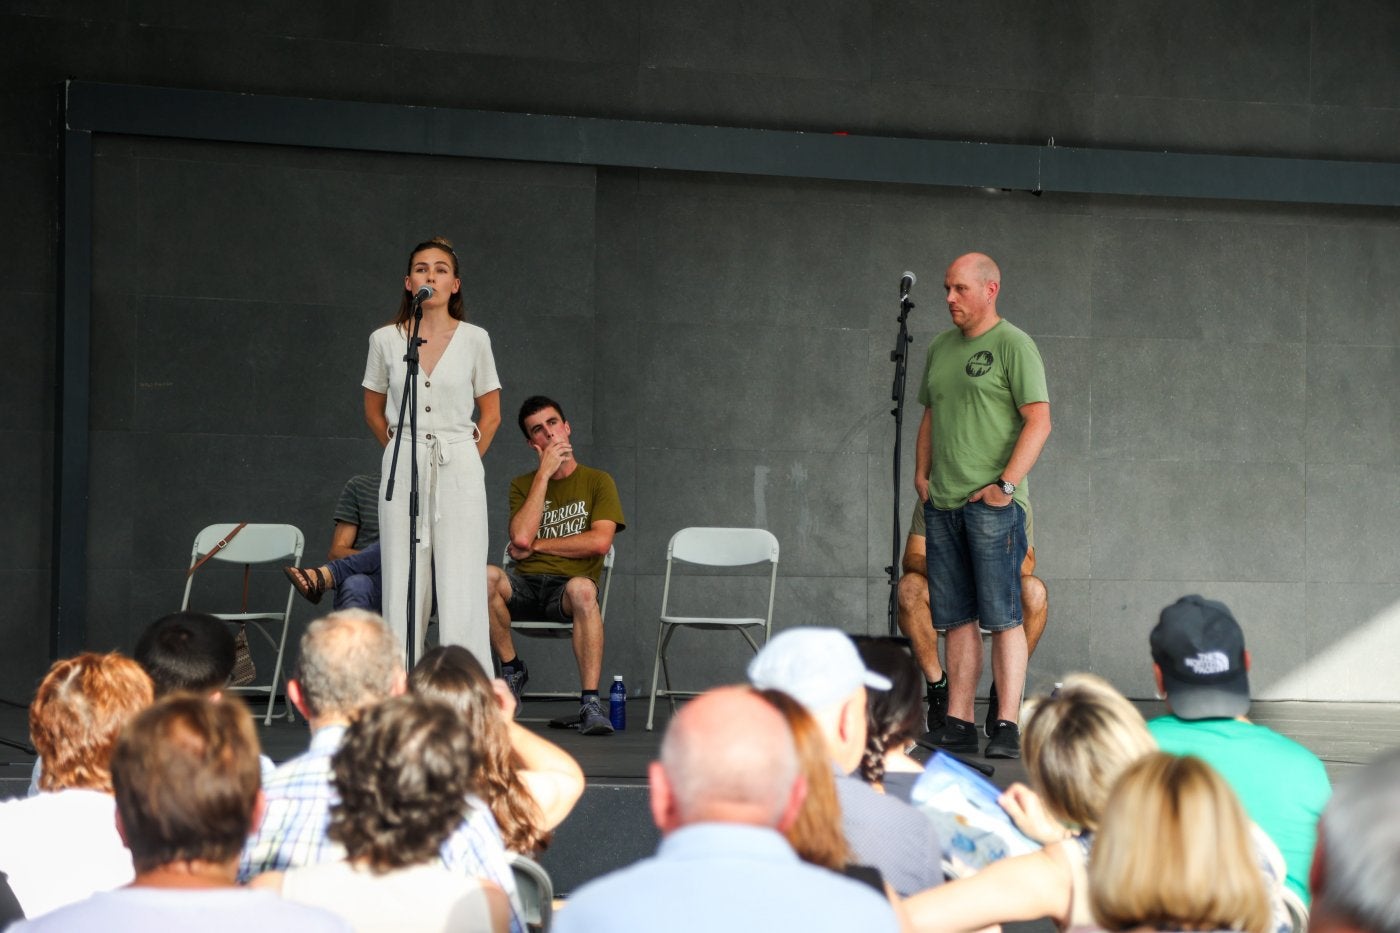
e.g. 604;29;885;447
900;271;916;298
412;284;434;304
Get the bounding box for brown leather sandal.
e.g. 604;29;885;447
283;565;327;604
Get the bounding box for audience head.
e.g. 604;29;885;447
747;627;892;772
111;694;262;875
290;610;404;723
409;644;548;852
516;394;567;440
328;694;475;872
1311;747;1400;933
1090;752;1271;933
757;688;849;870
1020;673;1156;833
30;652;154;793
134;611;237;696
652;686;802;834
1150;593;1251;720
852;636;923;786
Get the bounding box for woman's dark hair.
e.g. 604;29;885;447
409;645;550;853
853;637;924;785
391;236;464;326
328;695;475;872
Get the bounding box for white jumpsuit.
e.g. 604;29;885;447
363;321;500;671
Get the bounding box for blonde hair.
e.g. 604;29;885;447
758;688;849;870
1090;752;1272;933
1021;673;1156;831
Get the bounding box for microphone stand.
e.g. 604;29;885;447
384;294;426;671
886;283;916;635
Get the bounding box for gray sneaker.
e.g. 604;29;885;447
578;695;615;736
502;666;529;717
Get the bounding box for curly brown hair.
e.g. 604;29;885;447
30;652;154;793
409;645;550;853
328;695;475;872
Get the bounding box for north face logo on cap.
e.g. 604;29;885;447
1184;651;1231;675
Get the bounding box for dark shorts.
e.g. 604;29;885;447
505;570;591;625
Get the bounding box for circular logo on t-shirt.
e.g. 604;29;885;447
965;351;994;377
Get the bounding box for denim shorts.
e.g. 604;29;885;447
923;498;1028;633
505;570;578;624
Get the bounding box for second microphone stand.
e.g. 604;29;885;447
886;284;916;635
384;293;427;671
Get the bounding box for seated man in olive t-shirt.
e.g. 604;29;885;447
487;395;625;736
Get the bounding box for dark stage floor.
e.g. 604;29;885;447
3;692;1393;796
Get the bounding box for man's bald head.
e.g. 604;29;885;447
652;687;801;832
944;252;1003;337
949;252;1001;286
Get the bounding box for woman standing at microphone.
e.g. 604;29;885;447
363;237;501;670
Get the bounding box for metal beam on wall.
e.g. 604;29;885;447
66;81;1400;206
54;79;1400;653
54;123;92;660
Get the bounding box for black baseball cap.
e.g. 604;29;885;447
1150;594;1250;720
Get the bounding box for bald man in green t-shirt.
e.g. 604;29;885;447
915;252;1051;760
487;395;626;736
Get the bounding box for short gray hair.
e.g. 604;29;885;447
1316;747;1400;933
293;610;401;719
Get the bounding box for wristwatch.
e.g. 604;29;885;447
995;477;1016;495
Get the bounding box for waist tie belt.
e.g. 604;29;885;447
391;426;480;537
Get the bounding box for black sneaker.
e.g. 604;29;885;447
501;665;529;717
578;695;615;736
932;716;979;754
985;719;1021;759
926;677;949;733
984;682;999;737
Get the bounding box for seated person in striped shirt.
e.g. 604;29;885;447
237;609;524;933
284;472;382;613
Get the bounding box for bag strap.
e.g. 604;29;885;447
185;522;250;578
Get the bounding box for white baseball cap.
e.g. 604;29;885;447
747;627;892;712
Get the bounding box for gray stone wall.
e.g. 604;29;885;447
2;1;1397;700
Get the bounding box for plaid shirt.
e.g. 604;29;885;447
239;724;523;933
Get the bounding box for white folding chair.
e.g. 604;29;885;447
180;522;304;725
646;527;779;731
502;544;615;699
508;851;555;933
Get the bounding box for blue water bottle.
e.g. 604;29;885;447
609;674;626;731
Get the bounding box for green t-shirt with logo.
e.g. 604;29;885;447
509;464;625;582
916;320;1049;511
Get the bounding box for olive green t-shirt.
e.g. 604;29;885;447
509;464;625;581
916;320;1049;511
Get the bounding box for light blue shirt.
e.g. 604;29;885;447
555;823;899;933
